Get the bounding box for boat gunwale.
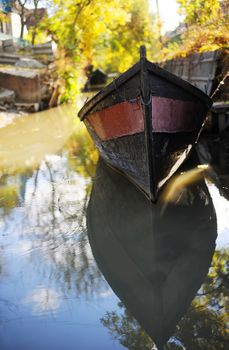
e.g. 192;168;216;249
146;61;212;108
78;62;140;119
78;59;212;120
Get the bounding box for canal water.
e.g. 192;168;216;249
0;104;228;350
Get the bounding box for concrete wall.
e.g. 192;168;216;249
0;69;41;103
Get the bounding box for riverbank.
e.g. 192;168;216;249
0;56;60;116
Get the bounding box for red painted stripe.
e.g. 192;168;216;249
152;96;203;132
85;96;203;141
85;99;144;141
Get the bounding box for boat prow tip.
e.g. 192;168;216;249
140;45;147;59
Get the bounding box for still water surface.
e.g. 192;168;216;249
0;104;228;350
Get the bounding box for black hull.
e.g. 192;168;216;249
79;46;212;201
86;123;198;199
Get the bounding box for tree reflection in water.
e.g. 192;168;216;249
19;154;105;298
0;106;107;298
101;248;229;350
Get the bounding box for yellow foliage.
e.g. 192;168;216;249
160;0;229;60
41;0;154;99
38;0;228;97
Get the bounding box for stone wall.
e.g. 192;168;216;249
0;68;41;103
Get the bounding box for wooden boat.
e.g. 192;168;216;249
87;157;217;349
79;46;212;202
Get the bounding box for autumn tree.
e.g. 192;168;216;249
14;0;29;39
162;0;229;59
177;0;221;25
39;0;154;100
14;0;50;42
92;0;154;72
29;0;44;45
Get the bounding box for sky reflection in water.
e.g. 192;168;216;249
0;105;228;350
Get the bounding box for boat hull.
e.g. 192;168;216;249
79;50;212;201
85;121;196;197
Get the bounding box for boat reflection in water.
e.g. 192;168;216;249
86;157;217;350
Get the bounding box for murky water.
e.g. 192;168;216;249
0;104;228;350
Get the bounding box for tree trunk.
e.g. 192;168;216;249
20;15;25;39
32;29;36;45
20;22;25;39
31;4;39;45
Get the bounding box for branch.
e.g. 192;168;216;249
72;0;93;27
17;0;29;6
211;71;229;99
